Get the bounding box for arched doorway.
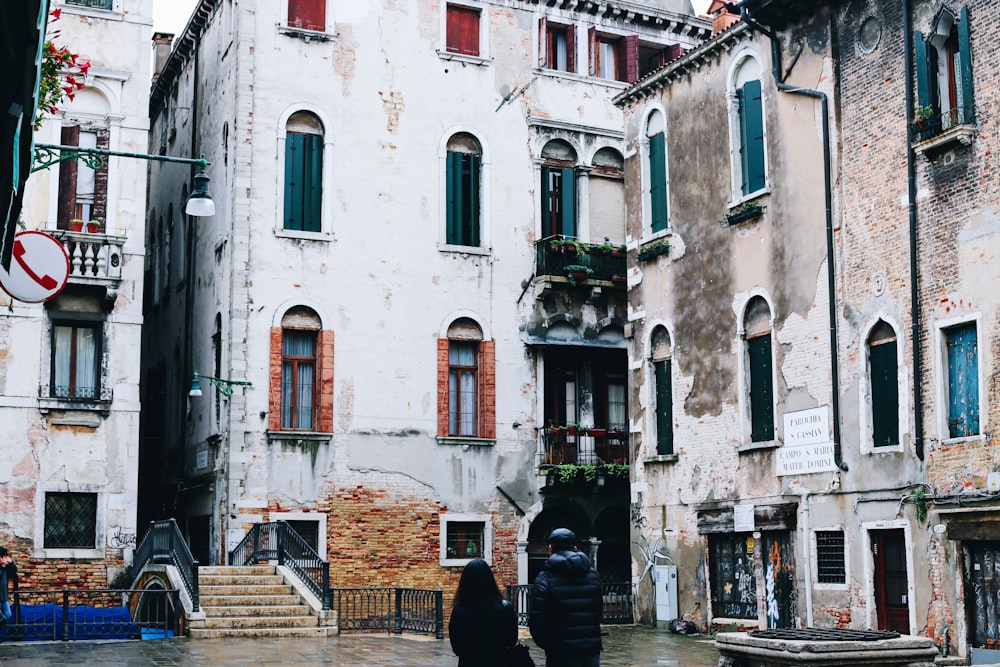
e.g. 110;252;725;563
594;505;630;583
527;502;591;582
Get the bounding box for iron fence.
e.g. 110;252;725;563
506;583;635;626
331;587;444;638
535;236;627;284
0;587;179;642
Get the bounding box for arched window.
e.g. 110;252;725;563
867;320;899;448
445;133;482;247
646;110;668;234
651;326;673;456
437;317;495;439
743;296;774;442
729;55;766;199
540;140;578;238
914;6;974;132
283;112;324;232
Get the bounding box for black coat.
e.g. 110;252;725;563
528;550;602;659
449;597;518;667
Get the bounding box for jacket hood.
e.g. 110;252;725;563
545;549;594;577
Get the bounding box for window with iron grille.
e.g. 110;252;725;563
44;492;97;549
65;0;113;9
816;530;846;584
446;522;484;559
51;320;101;400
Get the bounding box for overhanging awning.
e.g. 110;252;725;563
1;0;48;271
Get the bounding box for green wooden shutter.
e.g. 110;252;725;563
739;79;766;196
284;133;305;231
303;134;323;232
446;152;462;244
913;31;930;112
957;5;974;124
649;132;668;233
869;341;899;447
947;323;979;438
654;359;673;456
466;153;480;246
561;167;576;237
748;334;774;442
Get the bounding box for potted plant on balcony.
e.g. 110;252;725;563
85;220;101;233
70;219;85;232
564;264;593;285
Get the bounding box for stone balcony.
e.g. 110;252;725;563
50;229;126;293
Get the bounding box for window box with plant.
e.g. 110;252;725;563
721;201;765;227
637;237;670;262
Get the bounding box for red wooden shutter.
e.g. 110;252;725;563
538;17;548;67
288;0;325;32
57;125;79;230
446;5;480;56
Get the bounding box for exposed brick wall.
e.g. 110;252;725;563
268;327;282;432
437;338;449;437
1;535;125;591
480;340;496;439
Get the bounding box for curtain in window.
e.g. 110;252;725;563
282;331;316;429
607;383;626;429
448;342;478;436
54;325;96;398
75;327;96;398
54;326;72;397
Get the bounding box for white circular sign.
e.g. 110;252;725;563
0;231;71;303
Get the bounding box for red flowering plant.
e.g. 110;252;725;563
35;9;91;130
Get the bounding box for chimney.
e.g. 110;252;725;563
707;1;741;35
152;32;175;81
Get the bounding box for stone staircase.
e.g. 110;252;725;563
189;565;337;638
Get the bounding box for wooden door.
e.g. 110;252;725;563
872;529;910;633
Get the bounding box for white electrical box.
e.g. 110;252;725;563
654;564;678;623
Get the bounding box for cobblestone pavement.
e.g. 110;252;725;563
0;625;720;666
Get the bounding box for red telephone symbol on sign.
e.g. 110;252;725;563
13;240;58;290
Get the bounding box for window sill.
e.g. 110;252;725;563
940;433;986;447
532;67;590;84
34;547;104;560
738;439;779;453
274;229;333;242
61;6;120;21
437;243;491;256
278;26;336;43
912;123;976;154
436;50;490;67
642;454;678;464
728;188;770;210
37;397;111;417
861;444;904;456
441;556;490;568
266;431;333;446
437;436;496;447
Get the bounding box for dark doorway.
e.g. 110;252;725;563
527;504;591;583
762;531;794;629
872;529;909;633
594;506;629;583
965;541;1000;651
187;515;210;566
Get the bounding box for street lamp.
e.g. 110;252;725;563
188;371;251;398
32;143;215;216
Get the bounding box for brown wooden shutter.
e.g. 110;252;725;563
538;17;548;67
588;26;597;76
288;0;325;31
566;24;576;73
57;125;79;230
623;35;639;83
447;5;480;56
92;129;109;229
437;338;450;437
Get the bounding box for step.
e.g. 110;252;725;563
199;574;286;586
202;615;321;630
200;604;314;618
200;566;277;576
189;626;336;639
199;594;304;607
199;584;294;596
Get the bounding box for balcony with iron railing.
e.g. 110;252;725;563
535;236;627;286
910;104;976;151
537;425;629;467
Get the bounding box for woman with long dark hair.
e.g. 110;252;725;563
449;558;518;667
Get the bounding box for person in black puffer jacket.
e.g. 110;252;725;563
449;558;518;667
529;528;603;667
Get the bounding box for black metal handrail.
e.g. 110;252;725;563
229;521;331;610
133;519;200;611
910;104;976;143
535;235;627;284
330;587;444;638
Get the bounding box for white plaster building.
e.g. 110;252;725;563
142;0;710;593
0;0;152;588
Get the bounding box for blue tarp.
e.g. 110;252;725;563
0;604;140;641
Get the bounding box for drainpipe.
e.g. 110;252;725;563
740;6;848;472
901;0;924;461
